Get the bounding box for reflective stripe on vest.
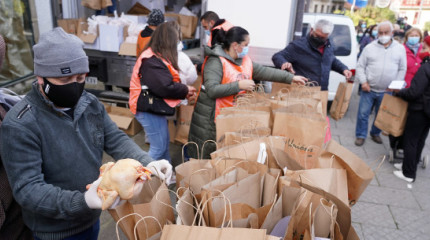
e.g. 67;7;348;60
129;48;181;114
208;21;234;47
214;55;253;120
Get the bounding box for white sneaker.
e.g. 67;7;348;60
394;163;402;170
393;170;414;183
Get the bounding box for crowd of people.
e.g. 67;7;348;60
0;8;429;239
355;19;430;183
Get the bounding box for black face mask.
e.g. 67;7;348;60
308;34;327;48
43;77;85;108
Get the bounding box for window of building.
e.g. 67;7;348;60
314;4;318;13
321;5;325;13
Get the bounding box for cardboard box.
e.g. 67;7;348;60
77;20;100;50
99;24;124;52
164;13;198;39
127;3;151;15
122;14;148;24
118;26;137;56
57;18;80;35
104;104;142;136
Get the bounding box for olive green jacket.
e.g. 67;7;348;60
188;45;294;158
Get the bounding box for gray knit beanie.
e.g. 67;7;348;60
147;9;164;26
33;27;89;77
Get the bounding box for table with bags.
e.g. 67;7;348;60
109;82;381;240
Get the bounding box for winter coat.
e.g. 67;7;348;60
272;34;348;90
188;45;294;159
397;57;430;116
404;43;423;88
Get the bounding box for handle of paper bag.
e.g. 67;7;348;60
115;213;145;240
196;190;233;228
176;186;201;212
253;83;266;93
182;141;199;162
220;160;249;176
202;140;218;159
306;81;319;87
289;189;309;217
155;187;180;214
370;155;386;173
134;216;163;240
318;198;338;238
188;168;211;193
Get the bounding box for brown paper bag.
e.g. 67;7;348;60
216;111;270;142
330;82;353;120
318;140;374;205
175;160;215;197
284;168;349;206
272;112;327;169
57;19;80;35
108;177;175;240
175;105;194;144
81;0;112;10
164;13;198;39
321;90;329;117
160;224;268;240
374;94;408;137
221;127;271;147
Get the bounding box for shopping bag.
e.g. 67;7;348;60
160;224;268;240
330;82;353;120
272;112;327;169
374;94;408;137
320;90;329;117
81;0;112;10
221;127;271;147
175;105;194;144
108;177;175;240
284;168;349;206
216;110;270;142
318;140;374;205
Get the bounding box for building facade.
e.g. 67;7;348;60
398;0;430;29
307;0;347;13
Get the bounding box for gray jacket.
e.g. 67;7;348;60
356;39;407;92
0;83;153;240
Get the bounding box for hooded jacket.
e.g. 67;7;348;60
0;83;153;240
188;45;294;159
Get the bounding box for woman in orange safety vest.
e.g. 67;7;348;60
130;22;196;162
188;26;308;159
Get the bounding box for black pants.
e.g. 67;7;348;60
402;110;430;179
389;135;404;150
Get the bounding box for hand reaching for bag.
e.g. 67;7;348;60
238;80;255;91
147;160;173;184
292;76;308;85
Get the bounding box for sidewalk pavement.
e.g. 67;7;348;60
98;84;430;240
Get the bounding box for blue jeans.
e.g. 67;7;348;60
135;111;171;161
34;220;99;240
355;91;385;139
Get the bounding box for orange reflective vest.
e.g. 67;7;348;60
208;21;234;47
129;48;181;115
214;55;253;119
136;35;151;57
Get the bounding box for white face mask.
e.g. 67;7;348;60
379;35;391;44
177;41;183;51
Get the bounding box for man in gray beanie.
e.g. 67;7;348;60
136;8;165;56
0;27;173;239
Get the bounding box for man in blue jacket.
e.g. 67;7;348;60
0;28;172;240
272;19;352;90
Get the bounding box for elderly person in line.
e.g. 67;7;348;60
272;19;352;91
354;21;407;146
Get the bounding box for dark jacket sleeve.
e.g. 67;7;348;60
331;57;348;75
397;64;430;101
140;56;188;99
272;43;296;68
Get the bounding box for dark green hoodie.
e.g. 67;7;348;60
188;45;294;159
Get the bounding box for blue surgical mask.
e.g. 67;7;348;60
205;30;211;36
407;36;420;45
361;24;366;28
372;30;378;37
237;46;249;58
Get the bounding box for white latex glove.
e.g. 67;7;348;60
84;177;123;209
84;177;103;209
147;160;173;182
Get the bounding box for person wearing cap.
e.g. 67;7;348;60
136;9;164;56
0;27;172;240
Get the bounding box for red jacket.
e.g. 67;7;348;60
404;43;423;88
